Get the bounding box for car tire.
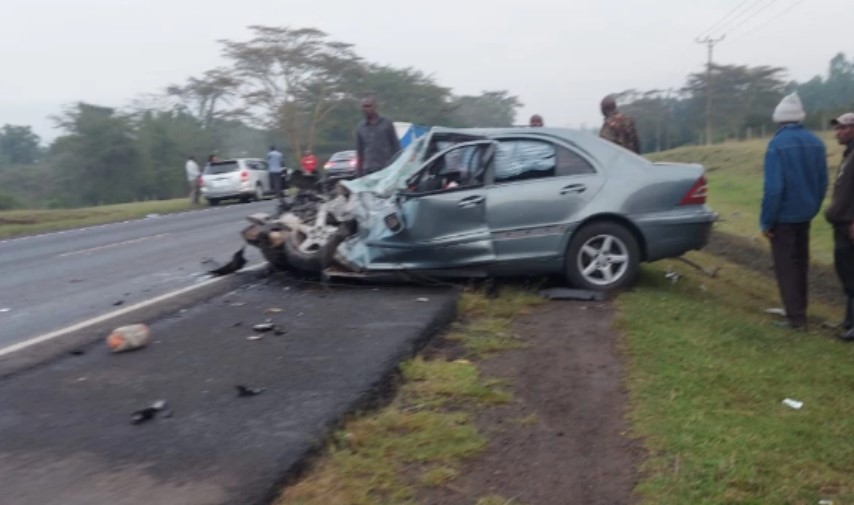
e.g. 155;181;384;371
207;198;220;207
319;223;355;270
565;221;640;291
283;232;323;273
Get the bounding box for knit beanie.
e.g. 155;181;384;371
772;93;806;123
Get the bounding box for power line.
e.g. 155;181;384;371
696;0;753;39
699;0;766;38
729;0;807;40
723;0;783;34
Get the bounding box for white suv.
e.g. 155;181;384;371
200;158;273;206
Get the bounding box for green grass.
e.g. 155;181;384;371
620;251;854;504
0;199;199;239
648;133;844;265
276;288;540;505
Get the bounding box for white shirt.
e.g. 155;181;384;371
185;159;200;181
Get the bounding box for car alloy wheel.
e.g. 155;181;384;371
566;221;640;291
576;234;630;287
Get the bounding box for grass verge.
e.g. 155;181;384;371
275;288;542;505
620;251;854;504
0;199;198;239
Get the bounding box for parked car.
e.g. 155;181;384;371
321;150;358;181
200;158;272;206
242;127;717;291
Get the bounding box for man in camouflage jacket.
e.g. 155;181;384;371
599;95;640;154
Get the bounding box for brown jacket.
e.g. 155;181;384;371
825;144;854;224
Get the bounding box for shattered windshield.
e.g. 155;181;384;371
340;135;429;197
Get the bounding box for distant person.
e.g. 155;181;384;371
185;155;200;205
599;95;640;153
760;92;828;330
823;112;854;341
356;96;401;176
300;150;318;174
529;114;544;127
266;146;284;199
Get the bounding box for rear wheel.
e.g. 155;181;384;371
282;206;339;273
565;221;640;291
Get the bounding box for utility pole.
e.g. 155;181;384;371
696;35;725;146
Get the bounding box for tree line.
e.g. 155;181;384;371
618;52;854;153
0;25;522;209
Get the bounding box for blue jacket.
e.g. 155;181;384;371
760;125;828;231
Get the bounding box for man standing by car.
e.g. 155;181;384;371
267;145;284;200
300;150;318;174
356;96;401;177
824;112;854;341
760;92;828;330
185;155;200;205
599;95;640;153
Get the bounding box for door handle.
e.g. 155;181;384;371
560;184;587;195
458;195;485;208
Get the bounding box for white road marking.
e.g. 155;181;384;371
0;263;267;358
57;233;171;257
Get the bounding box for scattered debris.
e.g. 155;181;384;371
106;324;151;353
782;398;804;410
676;256;720;278
131;400;168;424
764;308;787;317
664;270;681;284
453;359;472;365
208;247;247;276
539;288;607;302
253;323;275;332
69;349;86;356
273;327;286;336
233;321;244;327
818;499;835;505
246;335;264;341
236;385;265;397
145;213;161;219
229;301;246;307
415;297;430;302
0;308;10;313
265;307;283;313
113;300;125;307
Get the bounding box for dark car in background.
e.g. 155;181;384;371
322;150;358;181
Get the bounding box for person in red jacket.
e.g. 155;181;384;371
300;150;318;174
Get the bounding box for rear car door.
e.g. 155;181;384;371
380;141;497;268
484;137;605;262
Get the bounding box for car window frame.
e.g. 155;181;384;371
402;140;498;197
485;135;599;186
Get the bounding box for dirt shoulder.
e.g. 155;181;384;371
419;300;643;505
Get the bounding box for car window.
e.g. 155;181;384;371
556;146;596;176
204;161;239;175
331;151;355;161
409;143;490;193
493;140;556;183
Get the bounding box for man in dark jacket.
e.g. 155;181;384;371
355;96;401;177
824;112;854;341
599;95;640;154
760;93;828;330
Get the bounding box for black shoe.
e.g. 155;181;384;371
840;327;854;342
775;320;806;331
842;296;854;330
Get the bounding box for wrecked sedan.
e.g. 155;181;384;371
242;127;716;291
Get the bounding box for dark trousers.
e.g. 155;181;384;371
269;172;284;199
770;222;810;327
833;223;854;297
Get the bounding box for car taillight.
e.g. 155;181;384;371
678;176;707;205
324;162;332;169
240;170;249;182
349;159;357;167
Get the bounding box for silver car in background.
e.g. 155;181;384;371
322;150;358;181
200;158;272;206
243;128;717;291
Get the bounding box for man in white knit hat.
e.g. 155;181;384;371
760;92;828;330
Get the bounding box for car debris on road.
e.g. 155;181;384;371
131;400;169;424
106;324;151;353
207;247;247;276
236;385;265;397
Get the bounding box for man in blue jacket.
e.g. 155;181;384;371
760;92;828;330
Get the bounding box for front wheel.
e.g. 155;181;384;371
565;222;640;291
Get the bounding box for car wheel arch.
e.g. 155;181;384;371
565;214;647;262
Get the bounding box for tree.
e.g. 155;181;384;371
220;26;363;162
51;103;141;206
0;124;41;166
448;91;523;127
166;68;241;129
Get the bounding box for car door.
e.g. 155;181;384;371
484;137;605;262
377;141;497;269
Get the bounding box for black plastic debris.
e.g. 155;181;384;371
252;323;275;332
273;328;286;336
69;349;86;356
131;400;168;425
208;247;247;276
113;300;125;307
236;385;265;397
539;288;607;302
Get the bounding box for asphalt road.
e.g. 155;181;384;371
0;201;276;349
0;277;458;505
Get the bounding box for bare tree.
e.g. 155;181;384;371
166;68;241;128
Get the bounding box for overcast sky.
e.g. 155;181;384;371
1;0;850;142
